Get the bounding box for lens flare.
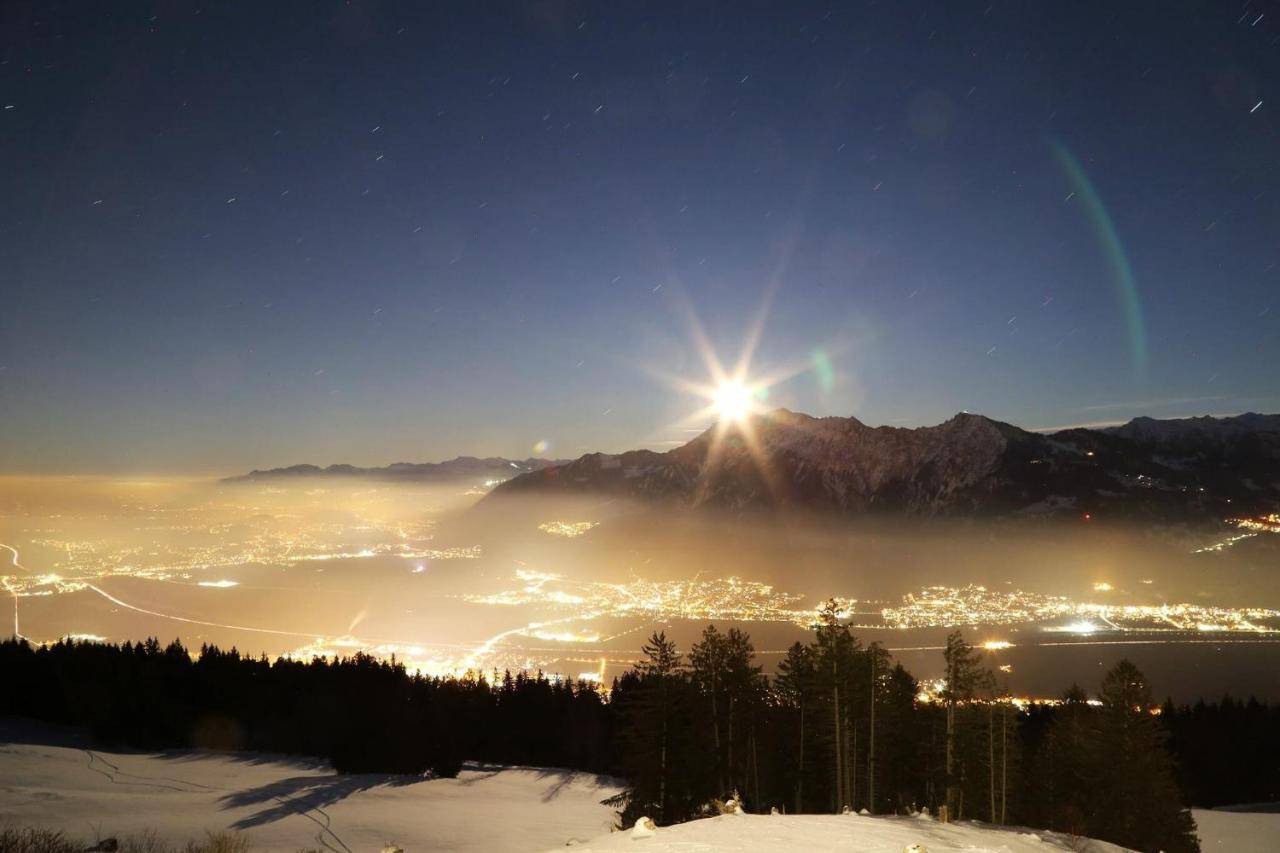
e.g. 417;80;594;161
812;348;835;394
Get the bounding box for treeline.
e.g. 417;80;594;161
1162;695;1280;808
0;637;615;777
6;608;1276;852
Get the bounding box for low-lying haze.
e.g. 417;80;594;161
3;475;1278;702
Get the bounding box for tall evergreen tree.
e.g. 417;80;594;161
1034;684;1093;835
638;631;682;822
613;632;715;825
865;641;892;814
688;626;763;804
940;631;989;821
877;662;924;814
775;641;816;813
814;600;861;812
1088;661;1200;853
689;625;730;793
721;627;763;802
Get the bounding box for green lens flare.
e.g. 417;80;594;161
1051;140;1147;379
812;349;835;393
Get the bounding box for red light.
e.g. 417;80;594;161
1083;513;1092;521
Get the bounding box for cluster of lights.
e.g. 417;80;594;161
1193;515;1280;553
285;636;463;678
1048;620;1100;636
464;478;511;495
465;570;810;625
1228;514;1280;534
913;678;1123;710
883;585;1280;635
287;544;479;563
537;521;599;538
5;510;474;601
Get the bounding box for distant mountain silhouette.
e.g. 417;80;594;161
485;411;1280;521
225;456;565;483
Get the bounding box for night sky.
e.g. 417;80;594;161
3;2;1278;473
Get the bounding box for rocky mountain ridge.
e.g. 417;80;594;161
225;456;564;483
487;411;1280;520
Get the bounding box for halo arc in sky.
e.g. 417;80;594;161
1051;139;1148;380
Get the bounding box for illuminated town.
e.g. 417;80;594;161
464;569;810;624
537;521;599;537
1227;513;1280;534
879;585;1280;635
1193;513;1280;552
1;496;478;600
465;572;1280;639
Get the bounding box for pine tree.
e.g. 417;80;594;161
775;641;816;813
993;676;1017;825
940;631;988;822
865;641;892;814
722;627;762;801
814;600;861;812
639;631;682;821
1088;660;1200;853
689;625;730;792
1036;683;1093;835
877;663;924;814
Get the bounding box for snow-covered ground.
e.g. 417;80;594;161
4;719;1277;853
552;812;1132;852
0;720;620;852
1193;807;1280;853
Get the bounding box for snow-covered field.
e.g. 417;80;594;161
0;720;620;852
553;812;1132;852
3;719;1277;853
1193;807;1280;853
563;809;1280;852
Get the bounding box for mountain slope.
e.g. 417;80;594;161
225;456;564;483
488;410;1280;520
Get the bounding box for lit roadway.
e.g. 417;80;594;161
1;543;29;640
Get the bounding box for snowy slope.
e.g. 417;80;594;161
1193;808;1280;853
549;812;1133;853
0;723;621;852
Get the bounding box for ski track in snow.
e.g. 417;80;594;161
0;723;621;852
80;748;351;853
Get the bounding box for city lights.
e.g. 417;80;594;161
538;521;599;538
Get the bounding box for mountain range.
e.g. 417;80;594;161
485;411;1280;521
225;456;564;483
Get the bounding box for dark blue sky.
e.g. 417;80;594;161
3;2;1278;473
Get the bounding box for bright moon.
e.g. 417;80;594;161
713;381;752;422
